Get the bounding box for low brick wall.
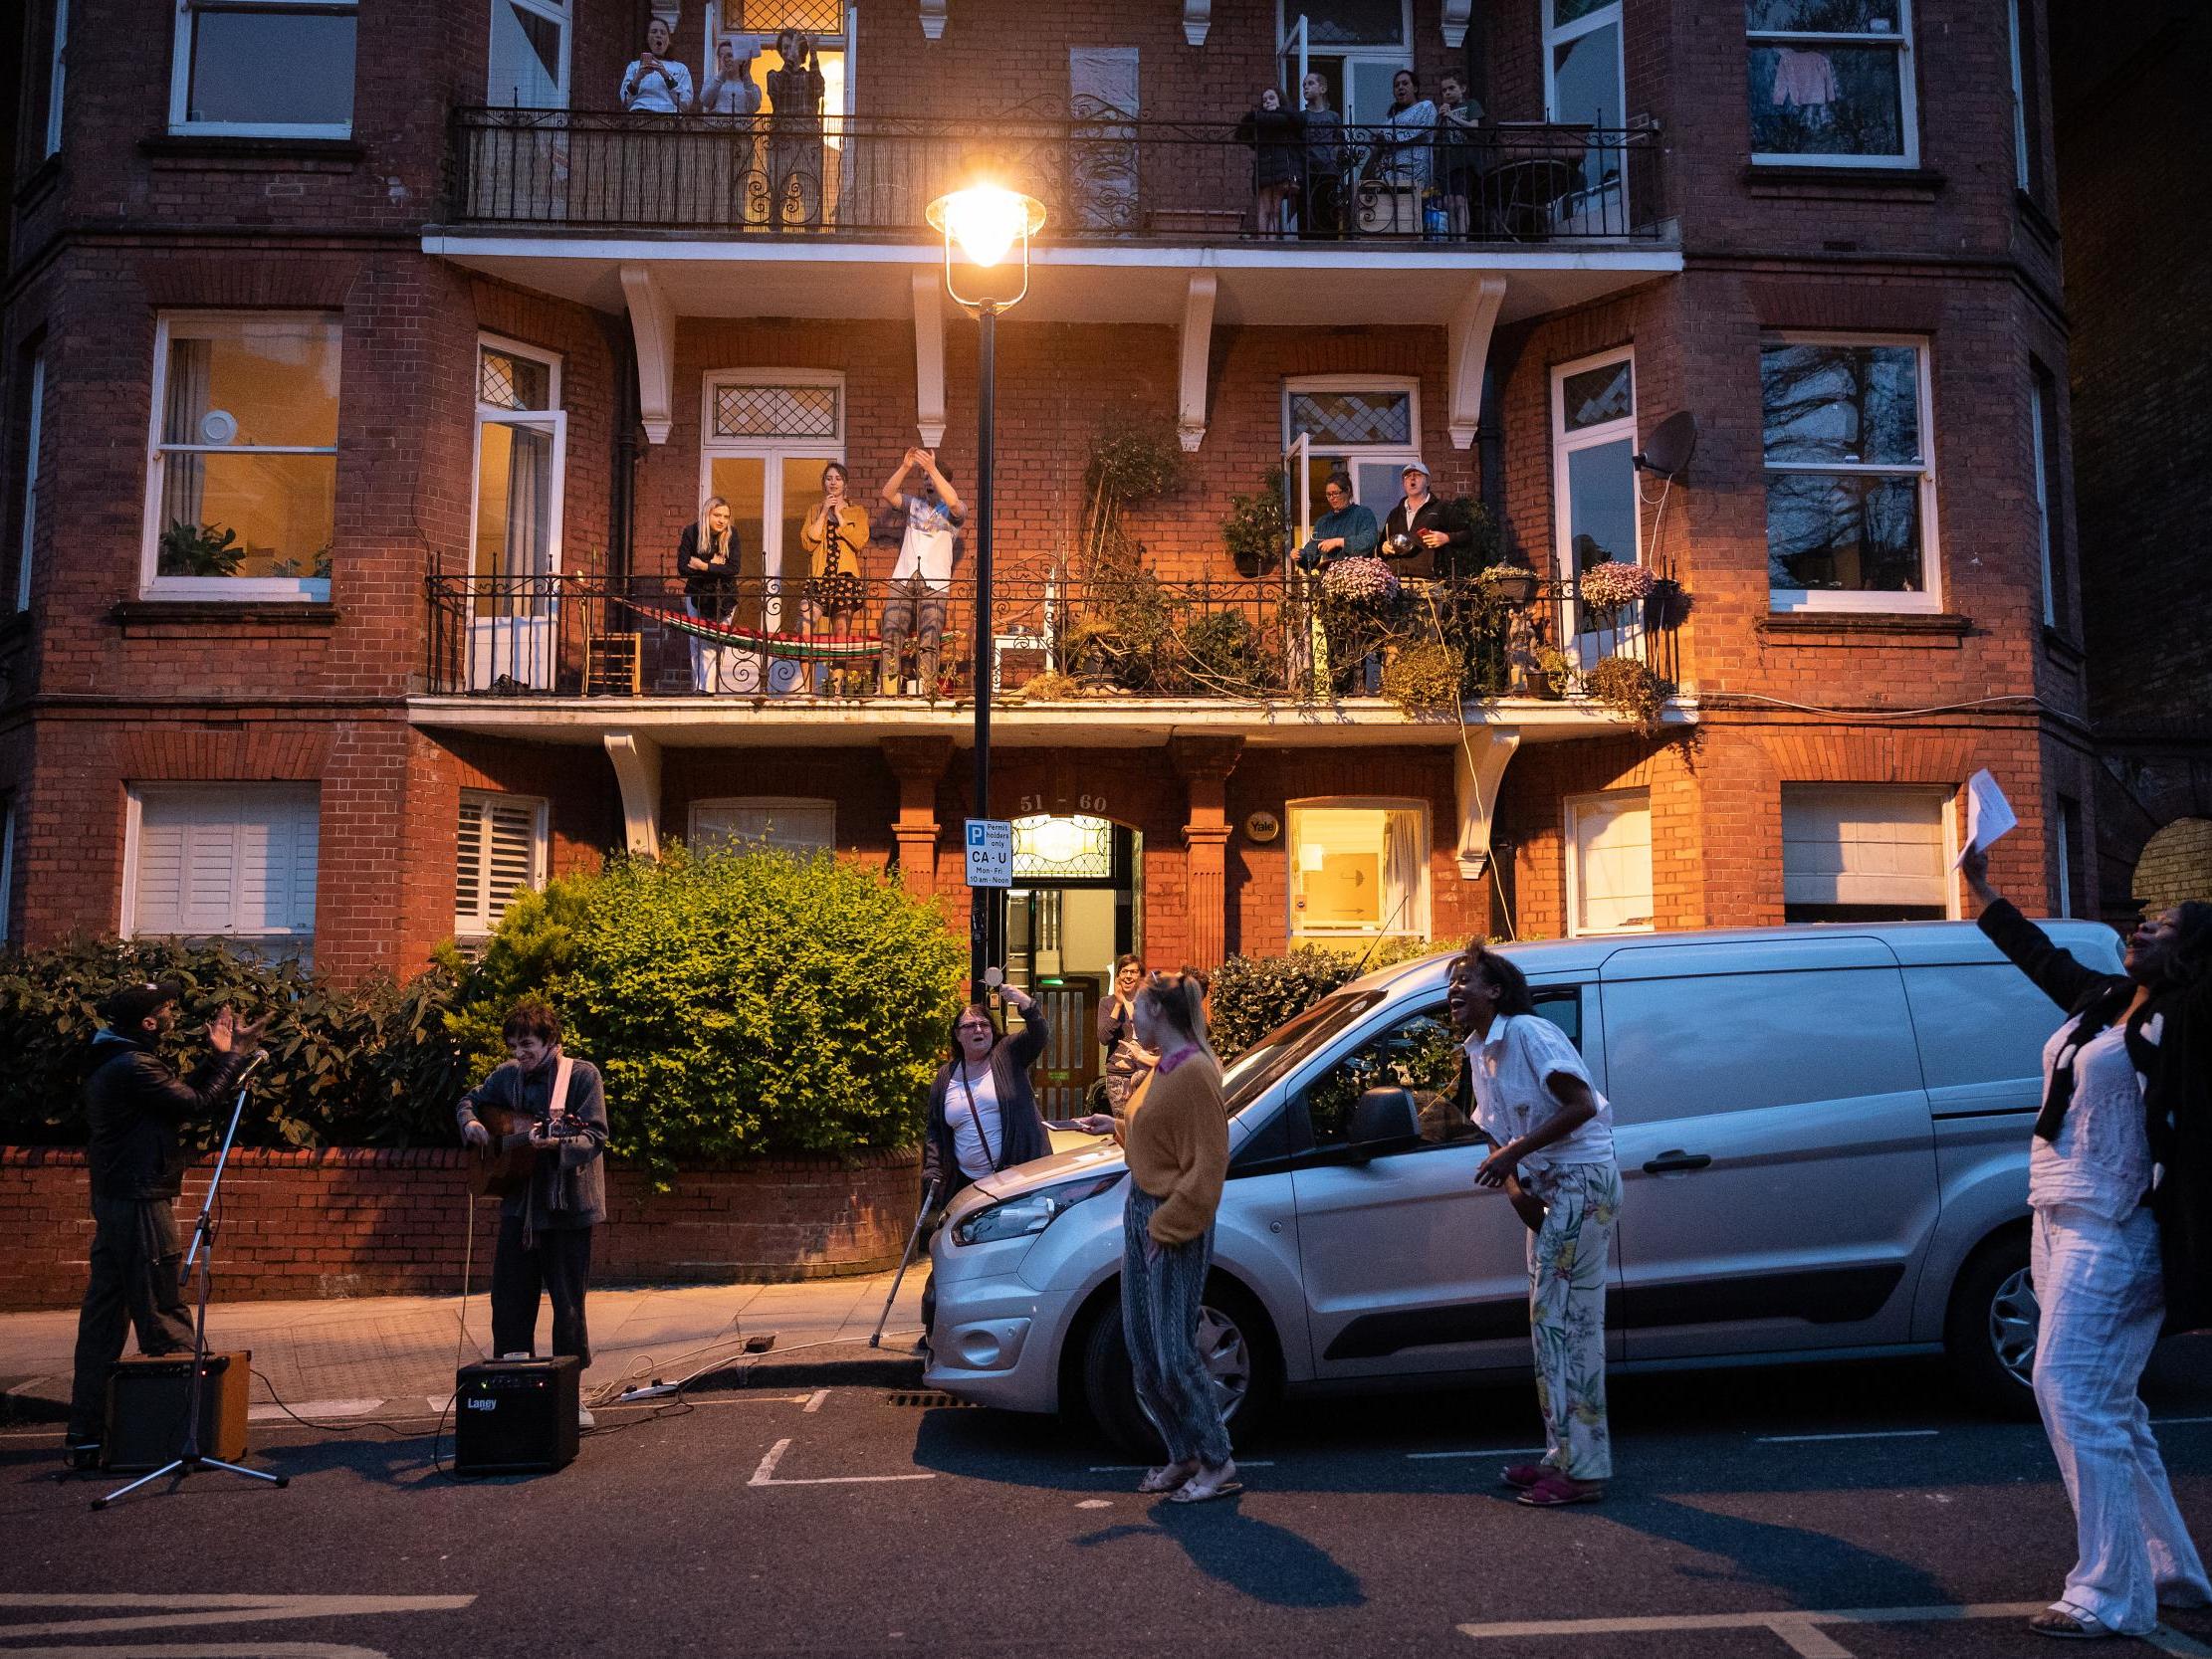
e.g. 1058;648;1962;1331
0;1145;923;1311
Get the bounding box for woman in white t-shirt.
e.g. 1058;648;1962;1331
1449;945;1621;1507
618;19;693;113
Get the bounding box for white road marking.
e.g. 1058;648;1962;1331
247;1399;383;1423
1075;1499;1113;1509
1408;1447;1547;1461
1086;1462;1275;1472
2152;1416;2212;1426
1450;1601;2212;1658
803;1390;828;1413
747;1437;936;1487
1755;1429;1942;1444
0;1593;474;1641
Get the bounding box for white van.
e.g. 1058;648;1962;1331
923;921;2120;1450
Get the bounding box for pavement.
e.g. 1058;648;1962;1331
0;1269;930;1427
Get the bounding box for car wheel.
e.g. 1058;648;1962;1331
1945;1232;2040;1419
1078;1277;1280;1460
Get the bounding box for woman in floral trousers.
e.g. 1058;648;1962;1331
1450;945;1622;1506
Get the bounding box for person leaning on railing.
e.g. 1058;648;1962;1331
1297;74;1345;239
1435;71;1485;238
678;495;743;694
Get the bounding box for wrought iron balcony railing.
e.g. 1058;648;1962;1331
423;570;1679;710
446;108;1665;244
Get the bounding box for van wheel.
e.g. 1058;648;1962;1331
1078;1277;1280;1460
1944;1232;2040;1420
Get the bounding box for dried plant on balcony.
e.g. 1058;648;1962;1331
1080;415;1187;579
1222;468;1288;577
1584;655;1672;736
1380;641;1463;719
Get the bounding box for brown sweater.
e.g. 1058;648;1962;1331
1123;1049;1230;1246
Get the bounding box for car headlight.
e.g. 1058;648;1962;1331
951;1169;1123;1247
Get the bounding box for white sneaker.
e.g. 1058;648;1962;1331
576;1406;595;1430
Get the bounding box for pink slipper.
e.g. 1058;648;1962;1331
1517;1472;1604;1507
1501;1462;1552;1491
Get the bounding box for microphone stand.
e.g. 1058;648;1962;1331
97;1049;290;1510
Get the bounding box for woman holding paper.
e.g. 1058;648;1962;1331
1960;839;2212;1639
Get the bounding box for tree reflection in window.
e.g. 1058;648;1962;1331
1302;1005;1470;1148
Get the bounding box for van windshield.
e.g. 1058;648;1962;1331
1221;991;1384;1117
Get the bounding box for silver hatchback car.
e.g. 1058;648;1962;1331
923;921;2121;1451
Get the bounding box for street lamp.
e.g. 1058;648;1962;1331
927;175;1044;999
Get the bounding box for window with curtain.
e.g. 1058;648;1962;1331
1781;784;1949;923
1762;335;1937;611
1288;800;1431;940
488;0;569;107
147;314;340;598
2030;359;2068;632
1747;0;1916;167
1567;790;1653;934
127;784;320;961
1552;349;1640;654
169;0;356;137
690;798;836;855
474;337;564;615
456;792;547;937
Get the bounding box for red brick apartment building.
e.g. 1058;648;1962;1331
0;0;2097;1000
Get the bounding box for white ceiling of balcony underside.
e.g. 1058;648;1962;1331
421;236;1680;327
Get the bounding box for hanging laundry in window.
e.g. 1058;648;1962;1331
1770;47;1838;120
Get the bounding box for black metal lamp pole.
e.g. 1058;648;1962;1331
971;304;998;999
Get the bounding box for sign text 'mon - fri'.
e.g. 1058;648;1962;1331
965;819;1013;889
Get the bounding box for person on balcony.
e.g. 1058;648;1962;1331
1368;68;1438;233
766;29;826;229
1436;71;1485;237
678;495;743;694
1297;73;1345;239
800;462;869;694
619;19;693;113
878;448;966;697
1382;460;1470;581
1234;87;1302;237
1295;473;1379;697
701;37;762;115
699;39;763;229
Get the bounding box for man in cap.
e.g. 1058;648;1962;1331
1381;460;1472;581
64;982;266;1469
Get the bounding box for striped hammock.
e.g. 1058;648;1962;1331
622;600;883;662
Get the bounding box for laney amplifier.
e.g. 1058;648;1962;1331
453;1355;579;1476
104;1350;251;1471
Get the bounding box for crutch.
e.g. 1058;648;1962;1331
870;1178;939;1348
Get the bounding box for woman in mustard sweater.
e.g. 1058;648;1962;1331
1119;971;1239;1504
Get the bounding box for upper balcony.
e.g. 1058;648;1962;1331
428;109;1680;332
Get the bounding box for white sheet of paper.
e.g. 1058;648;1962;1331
1954;768;2018;867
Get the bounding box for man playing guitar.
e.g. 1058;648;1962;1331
457;997;607;1428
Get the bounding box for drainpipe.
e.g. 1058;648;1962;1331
610;322;639;581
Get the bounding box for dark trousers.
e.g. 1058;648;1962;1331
67;1196;195;1443
490;1214;593;1365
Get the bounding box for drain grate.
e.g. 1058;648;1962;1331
886;1390;977;1409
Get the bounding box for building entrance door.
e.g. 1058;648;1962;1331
1003;815;1141;1117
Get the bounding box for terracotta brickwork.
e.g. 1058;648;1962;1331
0;1145;923;1311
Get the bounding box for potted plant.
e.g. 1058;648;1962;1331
1575;558;1656;612
1644;575;1688;630
1584;655;1671;736
1222;469;1288;578
1479;562;1539;606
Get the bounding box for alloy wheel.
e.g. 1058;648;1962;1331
1195;1303;1253;1421
1987;1265;2041;1389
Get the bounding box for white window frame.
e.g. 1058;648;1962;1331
2055;793;2079;921
169;0;357;139
697;367;847;593
44;0;68;156
1564;788;1654;937
455;789;549;937
1281;374;1423;515
120;783;322;957
688;796;838;854
1748;0;1919;171
2007;0;2031;193
1543;0;1625;124
1274;2;1415;123
1763;331;1941;616
472;332;566;575
1285;794;1433;942
1550;346;1642;660
16;350;44;613
141;311;341;602
487;0;572;108
1780;783;1958;921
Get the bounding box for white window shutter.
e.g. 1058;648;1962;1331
456;792;545;933
455;800;487;924
486;799;538;914
131;784;318;948
1782;786;1945;909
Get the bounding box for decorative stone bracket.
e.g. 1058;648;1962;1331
920;0;947;38
1447;276;1507;451
1184;0;1212;46
1441;0;1471;48
1454;726;1520;880
603;729;662;857
620;263;676;445
911;269;948;449
1178;272;1217;453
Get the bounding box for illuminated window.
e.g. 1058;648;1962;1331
1011;815;1114;882
1288;799;1431;939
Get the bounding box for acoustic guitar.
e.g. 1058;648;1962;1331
466;1054;577;1199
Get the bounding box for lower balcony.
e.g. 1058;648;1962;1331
413;570;1690;749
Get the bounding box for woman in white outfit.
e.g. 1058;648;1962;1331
1963;843;2212;1639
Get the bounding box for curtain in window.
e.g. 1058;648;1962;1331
1382;806;1425;935
160;338;211;534
504;421;553;612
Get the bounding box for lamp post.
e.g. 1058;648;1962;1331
927;179;1045;998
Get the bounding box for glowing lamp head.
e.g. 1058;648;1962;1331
928;184;1046;271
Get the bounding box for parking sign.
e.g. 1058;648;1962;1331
965;819;1013;889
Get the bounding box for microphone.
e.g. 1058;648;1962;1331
235;1048;270;1082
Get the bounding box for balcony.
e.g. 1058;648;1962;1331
411;570;1690;751
446;109;1666;247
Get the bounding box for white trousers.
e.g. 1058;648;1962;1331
2032;1203;2211;1634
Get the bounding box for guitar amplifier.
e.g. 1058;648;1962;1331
453;1356;579;1476
104;1350;251;1471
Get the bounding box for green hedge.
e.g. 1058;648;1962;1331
1208;936;1449;1059
0;936;462;1151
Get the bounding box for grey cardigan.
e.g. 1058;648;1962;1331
456;1048;608;1229
922;1012;1050;1202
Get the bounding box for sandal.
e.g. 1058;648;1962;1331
1168;1463;1244;1504
2029;1606;2117;1640
1516;1473;1604;1507
1138;1461;1198;1495
1501;1462;1553;1491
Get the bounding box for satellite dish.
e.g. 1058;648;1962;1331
1634;411;1697;479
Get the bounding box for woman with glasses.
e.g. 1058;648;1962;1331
920;983;1051;1213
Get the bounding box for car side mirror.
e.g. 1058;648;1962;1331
1347;1086;1421;1158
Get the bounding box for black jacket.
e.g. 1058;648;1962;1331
83;1030;252;1202
1380;496;1472;580
677;521;743;616
1979;899;2212;1330
922;1011;1051;1203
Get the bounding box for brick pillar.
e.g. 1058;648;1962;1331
881;736;955;898
1171;735;1243;971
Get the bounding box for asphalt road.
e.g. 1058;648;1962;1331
6;1346;2212;1659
